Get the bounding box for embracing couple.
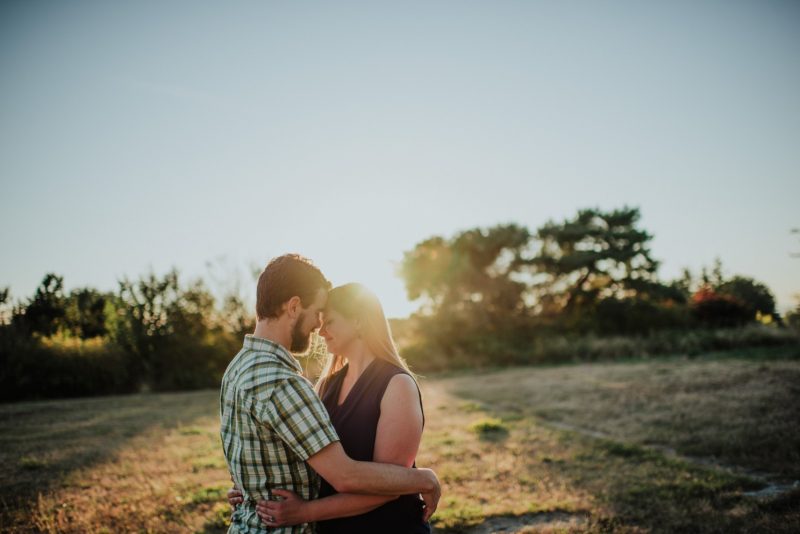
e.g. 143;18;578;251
220;254;440;533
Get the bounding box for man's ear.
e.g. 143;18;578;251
285;296;302;320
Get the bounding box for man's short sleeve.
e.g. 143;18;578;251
257;376;339;461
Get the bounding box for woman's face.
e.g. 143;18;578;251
319;308;360;354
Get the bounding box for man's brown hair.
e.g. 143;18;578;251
256;254;331;320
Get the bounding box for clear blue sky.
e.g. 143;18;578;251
1;1;798;318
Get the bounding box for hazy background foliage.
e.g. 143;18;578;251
2;205;798;401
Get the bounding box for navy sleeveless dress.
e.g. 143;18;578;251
316;358;432;534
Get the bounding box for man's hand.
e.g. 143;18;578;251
419;468;441;522
227;486;244;511
256;489;309;528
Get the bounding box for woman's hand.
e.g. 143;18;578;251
256;489;309;527
227;486;244;511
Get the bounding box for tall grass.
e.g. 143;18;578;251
403;323;800;372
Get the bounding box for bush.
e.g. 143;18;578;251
148;331;239;392
0;268;254;401
0;333;136;402
592;297;691;335
690;287;752;328
401;323;800;372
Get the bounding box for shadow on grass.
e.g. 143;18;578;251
0;389;219;509
433;509;590;533
186;499;231;534
444;350;800;533
491;422;796;533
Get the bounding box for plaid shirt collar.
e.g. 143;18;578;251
242;334;303;374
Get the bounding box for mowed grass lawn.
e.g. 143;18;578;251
1;344;799;533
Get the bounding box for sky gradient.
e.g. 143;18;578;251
1;1;798;318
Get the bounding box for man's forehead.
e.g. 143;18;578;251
313;288;328;308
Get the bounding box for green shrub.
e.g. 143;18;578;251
0;333;136;401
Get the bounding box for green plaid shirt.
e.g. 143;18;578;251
220;335;339;534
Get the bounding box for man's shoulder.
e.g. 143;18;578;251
223;349;303;398
267;372;320;405
225;347;297;378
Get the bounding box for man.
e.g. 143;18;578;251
220;254;440;533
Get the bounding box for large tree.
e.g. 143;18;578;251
399;223;535;361
400;223;532;320
529;206;669;315
715;275;777;321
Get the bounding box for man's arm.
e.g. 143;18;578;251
306;374;438;519
263;373;434;497
259;374;427;525
262;373;440;519
309;444;440;521
257;490;396;526
305;494;396;520
311;374;425;513
307;441;436;496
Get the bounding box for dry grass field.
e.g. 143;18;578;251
1;344;798;533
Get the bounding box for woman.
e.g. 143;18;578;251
228;283;431;533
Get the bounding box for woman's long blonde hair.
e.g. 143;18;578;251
315;283;419;397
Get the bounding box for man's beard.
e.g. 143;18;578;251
290;312;312;353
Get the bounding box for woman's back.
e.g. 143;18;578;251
317;358;430;534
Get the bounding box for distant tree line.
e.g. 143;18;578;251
1;204;798;401
396;205;800;369
0;270;254;401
